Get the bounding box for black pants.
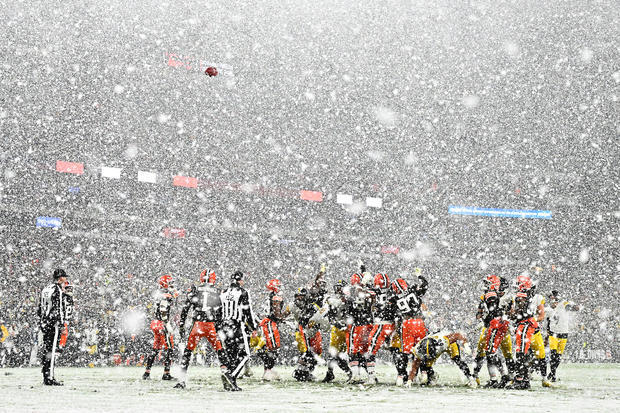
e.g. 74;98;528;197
221;320;250;379
41;324;61;380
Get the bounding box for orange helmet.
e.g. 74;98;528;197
374;273;390;290
351;273;362;286
200;269;217;285
159;274;173;289
266;279;282;293
516;274;533;291
392;278;408;295
485;275;501;291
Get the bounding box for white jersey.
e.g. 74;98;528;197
546;301;577;334
526;293;545;320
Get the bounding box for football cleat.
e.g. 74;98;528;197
44;378;64;386
161;373;176;381
322;370;335;383
507;379;530;390
366;374;379;385
263;369;280;382
174;381;186;389
221;373;233;391
483;380;499;388
142;372;150;380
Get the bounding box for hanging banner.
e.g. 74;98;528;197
36;216;62;229
449;205;552;219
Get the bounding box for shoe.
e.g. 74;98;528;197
497;375;511;389
322;370;335;383
263;369;280;382
221;373;233;391
484;380;499;388
293;369;310;382
142;372;150;380
44;378;64;386
174;381;186;389
162;373;176;381
230;376;242;391
347;374;362;384
467;377;478;388
396;375;404;387
507;379;530;390
366;374;379;385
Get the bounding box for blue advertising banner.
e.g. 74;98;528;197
449;206;552;219
36;216;62;228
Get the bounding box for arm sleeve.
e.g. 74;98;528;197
179;299;191;329
54;286;64;324
242;291;259;330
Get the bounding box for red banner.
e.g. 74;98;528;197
162;228;186;238
173;175;198;188
300;190;323;202
56;160;84;175
381;245;400;254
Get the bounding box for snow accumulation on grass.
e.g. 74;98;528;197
1;364;618;413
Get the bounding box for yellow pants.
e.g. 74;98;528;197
250;334;266;352
549;335;567;355
329;326;347;354
295;331;307;353
390;331;402;351
477;327;513;359
531;331;546;359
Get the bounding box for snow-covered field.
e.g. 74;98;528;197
2;364;619;412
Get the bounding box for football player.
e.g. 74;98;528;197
346;268;376;384
366;273;398;384
291;286;324;382
143;274;179;381
258;278;290;381
394;275;428;385
507;274;551;389
174;269;230;389
406;331;476;387
320;279;353;383
545;290;580;382
481;276;514;388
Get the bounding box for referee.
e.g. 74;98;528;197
38;269;67;386
220;270;259;391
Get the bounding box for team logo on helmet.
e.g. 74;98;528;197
266;279;282;293
200;269;217;285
